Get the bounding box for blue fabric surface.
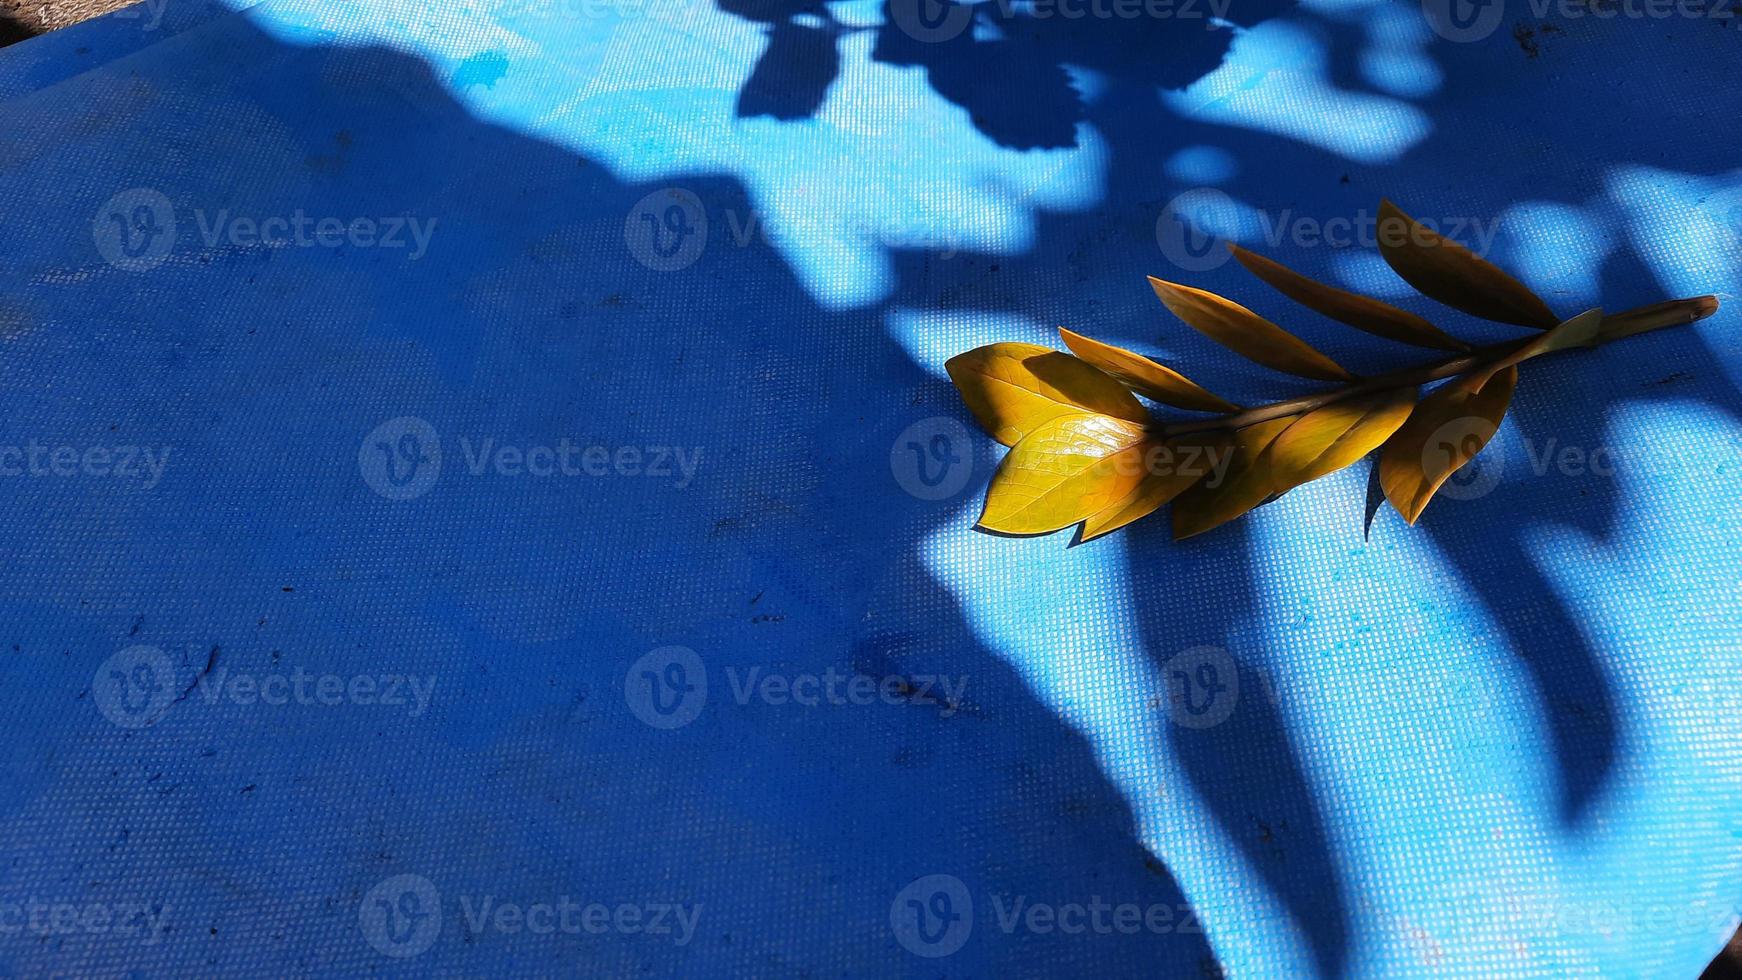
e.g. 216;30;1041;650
0;0;1739;975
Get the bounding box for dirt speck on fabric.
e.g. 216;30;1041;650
1514;24;1542;57
0;301;31;338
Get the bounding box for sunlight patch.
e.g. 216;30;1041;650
1495;201;1611;310
919;515;1319;978
1163;20;1430;164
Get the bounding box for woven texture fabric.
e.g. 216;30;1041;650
0;0;1738;975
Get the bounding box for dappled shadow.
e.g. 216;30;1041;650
870;0;1292;149
726;0;854;120
857;2;1742;970
725;0;1292;148
1;0;1739;974
1127;517;1353;978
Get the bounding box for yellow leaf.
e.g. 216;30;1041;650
946;343;1147;447
1149;276;1355;382
1170;416;1299;539
1077;431;1235;542
1229;244;1470;352
979;414;1152;536
1378;366;1520;524
1058;327;1241;413
1376;200;1559;329
1463;308;1601;389
1262;387;1418;495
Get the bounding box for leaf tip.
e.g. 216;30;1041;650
1170;517;1213;541
942;346;985;382
1147;274;1194;296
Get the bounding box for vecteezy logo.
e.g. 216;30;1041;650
890;417;973;501
625;189;708;273
1423;416;1502;501
890;874;973;958
887;0;975;43
359;417;442;501
624;646;708;729
1161;646;1239;729
1155;188;1238;273
93;645;178;728
360;874;442;958
92;188;177;272
1420;0;1506;43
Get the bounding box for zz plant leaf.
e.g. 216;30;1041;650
978;413;1153;535
946;342;1147;446
947;200;1720;542
1378;366;1519;525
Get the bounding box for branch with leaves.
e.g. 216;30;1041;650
947;201;1719;543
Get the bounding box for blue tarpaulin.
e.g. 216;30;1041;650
0;0;1739;975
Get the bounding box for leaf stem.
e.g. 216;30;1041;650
1157;295;1719;437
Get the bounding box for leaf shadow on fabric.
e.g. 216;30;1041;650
869;11;1742;970
722;0;1294;148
